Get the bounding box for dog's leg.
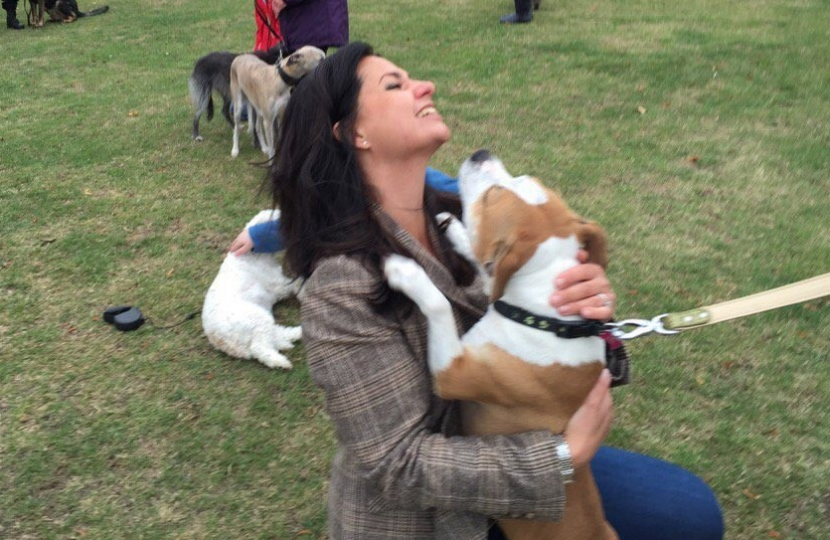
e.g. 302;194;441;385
32;0;45;27
384;255;515;404
384;255;462;374
255;114;269;156
271;325;302;349
264;115;275;158
192;119;203;141
230;78;243;158
220;97;233;128
248;105;263;151
264;115;272;158
188;77;207;141
250;336;293;369
247;103;256;136
437;212;492;296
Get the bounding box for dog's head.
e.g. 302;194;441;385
458;150;608;301
279;46;327;79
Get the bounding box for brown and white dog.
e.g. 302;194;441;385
384;150;616;540
230;45;326;159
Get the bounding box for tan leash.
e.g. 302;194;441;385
607;273;830;340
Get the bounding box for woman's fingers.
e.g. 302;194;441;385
229;230;254;256
564;369;613;469
551;262;615;319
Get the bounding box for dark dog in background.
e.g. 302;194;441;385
28;0;108;27
189;44;285;142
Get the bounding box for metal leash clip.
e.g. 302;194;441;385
605;314;680;341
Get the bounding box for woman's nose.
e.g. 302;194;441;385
413;80;435;98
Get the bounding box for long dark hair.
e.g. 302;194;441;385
269;42;474;310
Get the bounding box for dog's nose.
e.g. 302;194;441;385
470;149;492;163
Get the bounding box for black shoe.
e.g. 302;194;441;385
6;12;24;29
533;0;541;10
499;12;532;23
500;0;533;23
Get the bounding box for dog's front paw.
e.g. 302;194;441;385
384;255;449;315
439;213;476;263
384;255;426;293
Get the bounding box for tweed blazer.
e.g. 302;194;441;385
301;209;569;540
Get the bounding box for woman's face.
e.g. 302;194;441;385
353;56;451;158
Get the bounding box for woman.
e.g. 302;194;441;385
269;42;723;540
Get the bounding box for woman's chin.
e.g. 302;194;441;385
434;124;452;145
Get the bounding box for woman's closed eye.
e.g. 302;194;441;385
385;82;402;90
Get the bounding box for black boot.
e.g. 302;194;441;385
6;10;24;29
500;0;533;24
533;0;541;10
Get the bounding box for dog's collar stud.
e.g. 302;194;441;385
493;300;606;338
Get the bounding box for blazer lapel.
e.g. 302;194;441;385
373;205;487;320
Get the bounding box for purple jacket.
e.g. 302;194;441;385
280;0;348;53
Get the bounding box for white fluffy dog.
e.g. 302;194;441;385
202;210;302;369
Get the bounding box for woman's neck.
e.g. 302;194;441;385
361;155;434;253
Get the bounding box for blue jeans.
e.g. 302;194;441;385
489;446;724;540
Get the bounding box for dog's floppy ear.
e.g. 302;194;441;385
577;220;609;269
287;53;299;65
473;187;540;301
487;238;529;302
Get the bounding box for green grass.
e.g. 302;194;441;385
1;0;828;538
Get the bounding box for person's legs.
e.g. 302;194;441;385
489;446;722;539
592;446;724;540
4;0;24;29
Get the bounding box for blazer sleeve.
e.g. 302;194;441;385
302;256;568;520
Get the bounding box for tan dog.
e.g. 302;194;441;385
230;45;326;159
384;150;616;540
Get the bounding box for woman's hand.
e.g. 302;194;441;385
271;0;286;16
549;250;616;320
564;369;614;469
229;229;255;256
